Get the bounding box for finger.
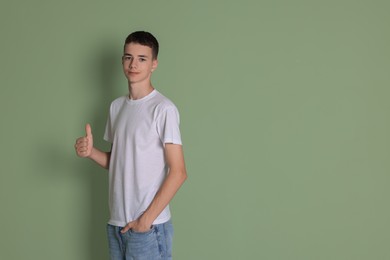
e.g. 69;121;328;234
78;146;88;152
121;226;130;233
121;223;133;234
78;147;90;155
76;140;86;146
76;142;89;150
85;123;92;138
76;137;88;144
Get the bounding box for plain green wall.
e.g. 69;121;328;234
1;0;389;259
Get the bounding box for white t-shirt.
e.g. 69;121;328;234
104;89;182;227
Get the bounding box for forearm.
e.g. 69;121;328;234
118;144;187;233
141;168;187;225
88;147;111;169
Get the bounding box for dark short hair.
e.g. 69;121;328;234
124;31;159;59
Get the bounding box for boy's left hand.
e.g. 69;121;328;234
120;218;152;234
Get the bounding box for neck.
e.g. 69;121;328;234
128;82;154;100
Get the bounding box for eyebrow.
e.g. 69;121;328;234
123;53;149;58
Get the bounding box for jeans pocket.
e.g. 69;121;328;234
130;225;155;235
127;225;161;259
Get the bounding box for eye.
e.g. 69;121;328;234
123;56;132;61
139;58;146;62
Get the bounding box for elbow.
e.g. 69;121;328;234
105;152;111;170
175;168;187;183
182;169;188;182
168;164;187;183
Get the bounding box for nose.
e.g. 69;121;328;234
129;59;137;69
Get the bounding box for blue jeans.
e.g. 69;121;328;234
107;220;173;260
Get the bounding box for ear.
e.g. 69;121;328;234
151;59;158;72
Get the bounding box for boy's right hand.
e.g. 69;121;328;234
75;124;93;158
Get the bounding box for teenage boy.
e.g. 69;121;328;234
74;31;187;260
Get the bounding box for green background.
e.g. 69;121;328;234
1;0;389;259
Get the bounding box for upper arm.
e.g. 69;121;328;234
164;144;186;174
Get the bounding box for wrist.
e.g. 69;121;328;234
88;147;96;159
139;212;153;228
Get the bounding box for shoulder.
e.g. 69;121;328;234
111;96;127;106
151;90;181;123
108;96;127;114
153;90;178;112
109;96;127;108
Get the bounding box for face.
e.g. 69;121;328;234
122;43;158;85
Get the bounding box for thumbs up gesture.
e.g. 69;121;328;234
75;124;94;158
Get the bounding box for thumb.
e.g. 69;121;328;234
85;123;92;137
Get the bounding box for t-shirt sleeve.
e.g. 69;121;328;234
104;112;113;143
156;106;182;146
